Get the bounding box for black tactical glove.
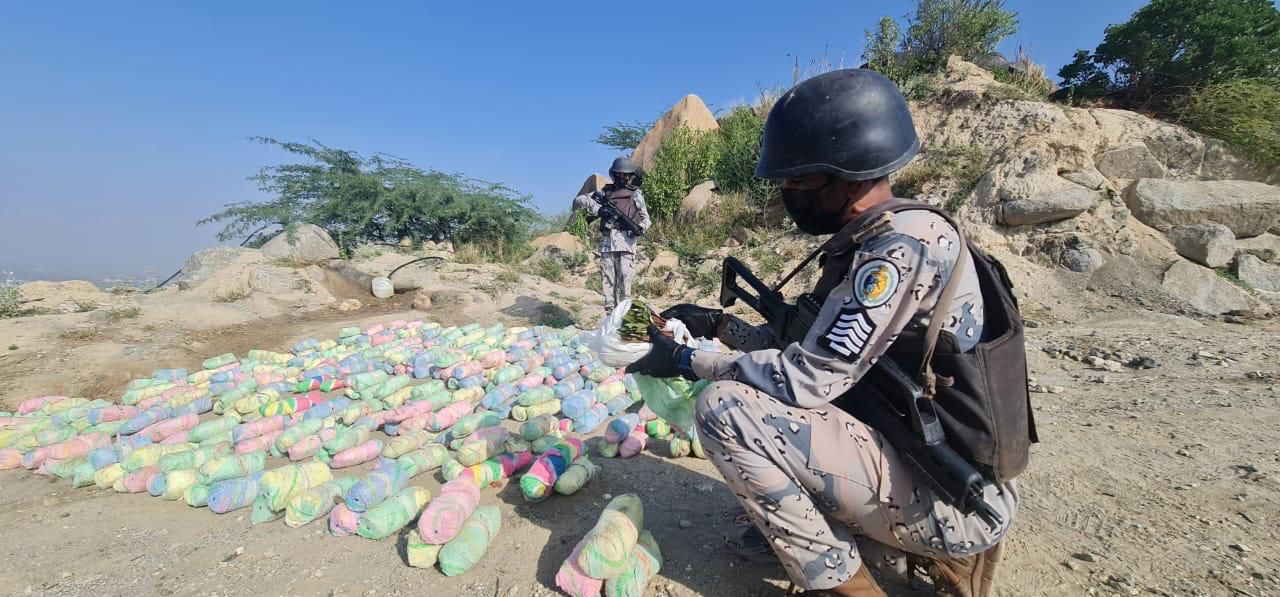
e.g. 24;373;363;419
660;304;724;339
627;325;696;380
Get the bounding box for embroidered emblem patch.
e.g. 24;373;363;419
818;307;877;362
854;259;899;308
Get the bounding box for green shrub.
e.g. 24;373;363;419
0;282;20;319
1183;78;1280;169
634;278;669;299
713;107;778;209
533;258;565;283
991;55;1056;99
864;0;1019;83
565;209;592;245
891;144;989;212
108;306;142;320
642;125;720;220
564;251;590;272
585;276;602;293
645;193;759;264
214;286;253;303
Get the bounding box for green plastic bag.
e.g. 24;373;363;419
631;374;710;431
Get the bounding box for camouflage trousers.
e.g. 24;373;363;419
599;251;636;313
695;380;1018;590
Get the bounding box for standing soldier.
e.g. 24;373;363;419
573;156;652;315
630;69;1034;596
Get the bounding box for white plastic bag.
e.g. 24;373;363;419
584;299;696;367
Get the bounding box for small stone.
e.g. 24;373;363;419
1224;314;1248;324
1086;356;1106;367
1102;360;1123;372
1072;552;1096;563
60;572;71;579
1063;560;1080;571
1048;385;1066;394
235;546;244;556
603;493;613;501
314;569;324;578
1229;543;1251;553
678;519;692;529
1024;319;1041;328
1126;356;1158;369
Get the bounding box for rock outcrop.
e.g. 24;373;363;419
1165;224;1236;268
1126;179;1280;238
529;232;586;258
1161;260;1252;315
1236;255;1280;293
679;180;719;220
260;224;341;264
632;95;719;172
177;246;263;289
576;173;610;197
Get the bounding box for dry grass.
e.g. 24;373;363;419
214;286;253;303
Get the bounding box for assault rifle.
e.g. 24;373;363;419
590;190;643;235
718;256;1004;531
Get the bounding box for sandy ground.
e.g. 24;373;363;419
1;274;1278;596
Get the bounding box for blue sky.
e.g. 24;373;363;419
0;0;1148;281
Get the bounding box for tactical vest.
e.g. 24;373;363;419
601;185;641;230
818;199;1038;485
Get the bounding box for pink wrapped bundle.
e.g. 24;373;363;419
637;405;658;422
370;332;395;347
385;403;425;425
516;373;544;392
88;405;139;426
330;439;384;468
287;428;338;461
232;415;286;444
619;431;648;458
34;457;61;476
428;401;474;432
162;386;198;401
478;350;506;369
520;438;583;502
393;364;408;376
417;477;481;543
388;319;407;329
120;465;161;493
19;396;69;415
556;544;605;597
139;412;199;442
364;324;385;335
159;430;191;445
329;503;362;536
253;372;286;386
449;360;484;380
46;432;109;460
0;417;18;429
0;448;21;469
22;449;48;470
235;429;284;455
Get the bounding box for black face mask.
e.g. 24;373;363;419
782;179;849;235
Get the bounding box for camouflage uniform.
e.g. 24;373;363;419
572;189;652;312
687;206;1018;591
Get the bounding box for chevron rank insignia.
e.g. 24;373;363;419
818;306;877;362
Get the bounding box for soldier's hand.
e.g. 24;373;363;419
627;325;694;380
660;304;724;339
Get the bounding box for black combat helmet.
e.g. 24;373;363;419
755;69;919;181
609;156;636;176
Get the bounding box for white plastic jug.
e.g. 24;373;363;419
370;277;394;299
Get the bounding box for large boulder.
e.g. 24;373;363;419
678;180;719;220
1235;233;1280;264
530;232;586;257
576;173;610;197
1094;144;1166;181
1161;260;1252;315
177;246;262;289
645;250;679;274
248;268;301;294
1165;223;1236;269
260;224;341;264
631;95;720;172
1235;254;1280;293
1126;179;1280;238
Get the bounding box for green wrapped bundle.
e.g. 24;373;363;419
35;425;77;448
410;380;447;400
199;432;234;447
407;530;443;568
644;419;671;439
231;393;271;416
42;398;90;416
531;432;566;454
603;530;663;597
197;451;266;484
213;384;257;415
351;370;389;391
449;412;500;440
123;443;194;472
45;456;85;479
455;429;509;466
576;493;645;580
257;460;333;512
322;425;370;456
667;436;690;458
396;444;450;478
383;429;436;459
520;415;560;442
184;483;210;507
285;477;360;527
415;390;455;412
554;456;600;496
188;415;241;444
158;469;200;500
340;402;373;425
357;485;432;540
516;386;555;407
491;365;524;386
511;399;561;422
159;442;231;472
438;505;502;576
202;352;237;370
71;460;98;488
274;417;325;452
370;375;412;400
85;420;125;437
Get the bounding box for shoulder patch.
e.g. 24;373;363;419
854;259;900;308
818;305;877;363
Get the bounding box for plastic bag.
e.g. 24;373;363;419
584;300;695;367
630;375;710;432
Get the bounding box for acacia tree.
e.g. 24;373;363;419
199;138;538;258
593;120;654;151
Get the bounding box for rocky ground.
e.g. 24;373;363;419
1;255;1278;596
